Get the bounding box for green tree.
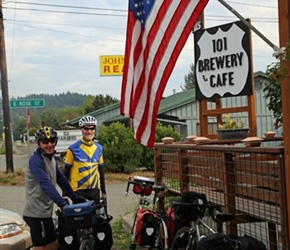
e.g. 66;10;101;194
13;116;26;140
84;94;119;113
41;108;60;128
183;63;196;91
58;107;84;124
264;42;290;127
82;95;95;114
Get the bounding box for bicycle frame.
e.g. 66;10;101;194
170;198;236;250
125;176;170;250
194;218;216;239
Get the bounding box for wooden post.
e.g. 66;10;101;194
278;0;290;247
0;0;14;172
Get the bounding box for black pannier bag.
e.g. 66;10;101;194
196;232;235;250
135;208;159;246
93;216;114;250
233;234;267;250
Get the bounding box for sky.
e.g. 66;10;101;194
2;0;279;100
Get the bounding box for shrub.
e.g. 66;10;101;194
140;122;182;170
97;122;143;173
97;122;182;173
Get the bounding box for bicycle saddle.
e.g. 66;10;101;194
215;212;236;222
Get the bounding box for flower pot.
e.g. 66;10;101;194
217;128;249;140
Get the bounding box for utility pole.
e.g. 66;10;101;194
0;0;14;172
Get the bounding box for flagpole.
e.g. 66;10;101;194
217;0;280;54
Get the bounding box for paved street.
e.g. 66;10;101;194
0;145;138;222
0;184;137;222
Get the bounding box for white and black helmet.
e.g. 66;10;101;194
79;115;97;128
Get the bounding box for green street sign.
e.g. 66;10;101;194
10;99;45;108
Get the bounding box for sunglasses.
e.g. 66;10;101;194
40;138;57;144
83;127;95;131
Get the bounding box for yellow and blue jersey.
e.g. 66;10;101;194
64;139;104;191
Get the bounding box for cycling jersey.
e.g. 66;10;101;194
64;139;104;192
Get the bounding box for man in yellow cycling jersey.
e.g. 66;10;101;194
63;115;106;203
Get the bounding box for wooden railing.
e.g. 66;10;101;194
153;141;287;250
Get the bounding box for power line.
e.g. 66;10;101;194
3;7;127;17
4;19;126;30
4;0;277;11
4;21;126;42
3;1;127;12
225;0;276;9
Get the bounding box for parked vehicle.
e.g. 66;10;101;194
0;207;32;250
55;129;82;163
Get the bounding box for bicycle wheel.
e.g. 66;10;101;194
79;238;94;250
170;227;197;250
152;218;168;250
131;217;168;250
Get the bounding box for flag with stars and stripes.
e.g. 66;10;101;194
120;0;209;147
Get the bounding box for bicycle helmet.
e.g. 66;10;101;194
78;115;97;128
35;126;58;143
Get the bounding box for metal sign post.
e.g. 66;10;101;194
217;0;280;53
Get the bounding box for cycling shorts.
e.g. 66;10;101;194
23;216;56;246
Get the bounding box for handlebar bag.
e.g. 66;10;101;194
133;176;154;196
63;200;96;229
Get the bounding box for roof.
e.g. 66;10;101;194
61;71;266;127
254;71;268;79
158;89;195;113
59;102;120;127
61;90;195;127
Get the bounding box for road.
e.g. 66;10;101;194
0;144;138;222
0;184;137;223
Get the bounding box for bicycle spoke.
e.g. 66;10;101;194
170;227;196;250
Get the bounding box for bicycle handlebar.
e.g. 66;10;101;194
125;177;166;196
125;177;132;196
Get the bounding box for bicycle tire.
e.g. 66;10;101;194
131;217;168;250
170;227;197;250
152;218;168;249
79;238;94;250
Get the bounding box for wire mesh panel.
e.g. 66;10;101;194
154;143;286;250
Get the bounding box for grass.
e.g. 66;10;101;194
0;170;26;185
111;219;132;249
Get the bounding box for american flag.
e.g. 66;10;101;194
121;0;208;147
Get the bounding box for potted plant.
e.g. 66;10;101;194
217;114;249;140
